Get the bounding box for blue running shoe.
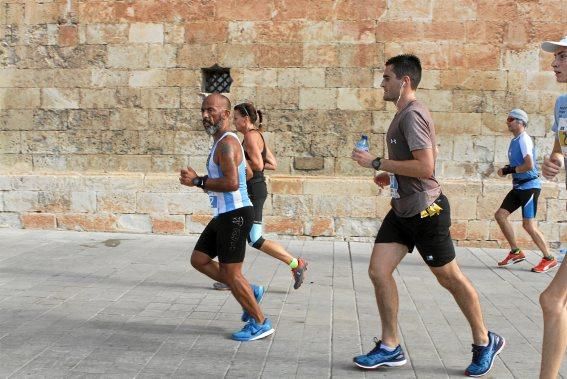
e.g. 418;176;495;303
465;331;505;377
232;318;274;341
241;284;264;322
353;338;407;369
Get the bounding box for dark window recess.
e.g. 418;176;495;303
202;65;232;93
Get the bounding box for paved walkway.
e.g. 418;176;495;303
0;229;564;378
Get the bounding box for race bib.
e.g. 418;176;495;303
389;173;400;199
208;195;218;212
558;118;567;156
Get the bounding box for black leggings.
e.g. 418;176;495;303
247;179;267;248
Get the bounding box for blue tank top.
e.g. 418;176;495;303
508;132;540;190
206;132;252;216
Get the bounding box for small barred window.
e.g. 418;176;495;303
202;65;232;93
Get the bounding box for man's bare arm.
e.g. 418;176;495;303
352;148;435;178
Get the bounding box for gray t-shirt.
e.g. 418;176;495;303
386;100;441;217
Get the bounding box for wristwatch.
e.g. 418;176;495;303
192;176;208;188
192;177;203;187
371;157;382;171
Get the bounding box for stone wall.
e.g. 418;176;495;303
1;173;565;249
0;1;566;247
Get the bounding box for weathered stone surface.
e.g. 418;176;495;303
41;88;79;109
186;22;228;43
0;173;564;246
86;24;129;44
326;68;373;88
0;88;40;109
268;177;303;195
91;69;129;88
57;213;118;232
294;157;324;171
151;215;185;234
305;217;335;237
129;23;164;44
3;191;39;212
101;130;141;155
21;212;56;229
337;88;384;111
129;70;167;87
177;44;219;69
0;131;20;154
71;191;97;213
115;88;143;108
0;212;21;228
141;88;180;109
186;214;212;233
0;3;565;247
1;110;34;131
80;89;117;109
58;25;78;47
108;45;148;69
139;130;176;155
149;44;177;68
334;217;378;237
264;216;303;235
117;214;152;233
303;44;339;67
97;191;137;213
299;88;337;110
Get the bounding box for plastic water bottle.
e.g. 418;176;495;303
558;248;567;263
355;134;369;151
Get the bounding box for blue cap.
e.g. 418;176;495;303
508;109;528;125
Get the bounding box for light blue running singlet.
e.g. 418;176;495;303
206;132;252;217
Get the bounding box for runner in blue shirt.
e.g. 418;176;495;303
494;108;556;273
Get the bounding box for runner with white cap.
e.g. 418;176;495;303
538;35;567;379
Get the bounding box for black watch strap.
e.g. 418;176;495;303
192;175;209;189
192;177;202;187
371;157;382;171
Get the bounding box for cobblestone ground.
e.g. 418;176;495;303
0;229;564;378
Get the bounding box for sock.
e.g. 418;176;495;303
511;248;521;254
289;258;298;269
380;342;397;352
476;333;490;347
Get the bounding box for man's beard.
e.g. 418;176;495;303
203;119;222;136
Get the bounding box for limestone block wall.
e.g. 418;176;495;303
1;173;565;249
0;1;566;247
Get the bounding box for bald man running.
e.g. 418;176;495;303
180;93;274;342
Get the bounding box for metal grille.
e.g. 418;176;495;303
202;65;232;93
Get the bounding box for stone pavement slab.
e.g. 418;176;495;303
0;229;565;378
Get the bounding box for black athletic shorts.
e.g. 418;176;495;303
375;193;456;267
194;206;254;264
499;188;540;219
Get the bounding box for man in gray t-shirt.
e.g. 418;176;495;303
351;54;504;377
385;98;441;217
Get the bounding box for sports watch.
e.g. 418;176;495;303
192;175;208;188
371;157;382;171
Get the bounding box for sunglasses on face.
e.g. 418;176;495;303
506;117;518;123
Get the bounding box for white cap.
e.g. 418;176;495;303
508;109;529;124
541;35;567;52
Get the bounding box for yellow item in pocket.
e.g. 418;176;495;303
420;202;443;218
